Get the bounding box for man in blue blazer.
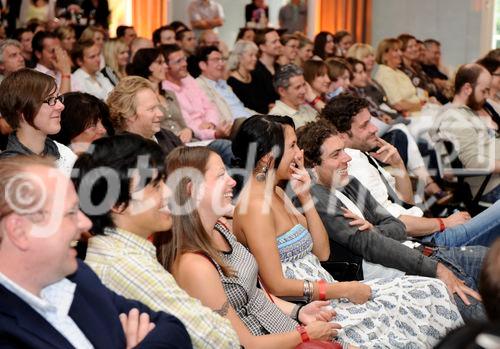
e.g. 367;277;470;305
0;156;192;349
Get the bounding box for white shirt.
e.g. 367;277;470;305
345;148;424;218
55;140;77;178
269;100;318;129
71;68;114;101
188;0;224;35
0;272;94;349
35;63;62;91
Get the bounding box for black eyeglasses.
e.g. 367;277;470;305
43;95;64;106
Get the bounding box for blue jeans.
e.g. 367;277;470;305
432;245;488;323
480;183;500;203
422;200;500;247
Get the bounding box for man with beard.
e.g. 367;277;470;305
322;94;500;248
431;63;500;203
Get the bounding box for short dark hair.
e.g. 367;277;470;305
14;27;33;42
477;56;499;75
175;29;192;42
32;31;57;56
127;48;162;78
152;25;174;46
296;119;338;167
0;68;56;129
454;63;486;94
480;238;500;321
52;92;114;146
116;25;132;38
321;94;370;133
254;28;277;48
72;133;167;235
160;43;183;63
71;39;95;66
169;21;189;33
423;38;440;48
232;114;295;170
196;45;220;64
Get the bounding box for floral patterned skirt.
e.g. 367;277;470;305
282;253;464;348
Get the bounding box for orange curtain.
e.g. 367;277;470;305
132;0;168;39
319;0;372;44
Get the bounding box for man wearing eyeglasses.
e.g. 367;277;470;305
196;46;254;137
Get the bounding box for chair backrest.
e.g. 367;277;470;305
434;139;492;177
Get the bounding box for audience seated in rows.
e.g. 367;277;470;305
230;115;464;347
323;94;500;247
162;44;231;141
0;155;192;348
73;134;240;348
157;146;339;347
296;117;489;323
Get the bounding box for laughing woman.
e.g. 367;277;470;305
157;146;343;349
231;115;463;348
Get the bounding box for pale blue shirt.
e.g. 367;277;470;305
206;79;251;119
0;272;94;349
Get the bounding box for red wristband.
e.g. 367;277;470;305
309;96;321;106
317;279;327;300
437;218;445;232
296;325;310;342
61;74;71;79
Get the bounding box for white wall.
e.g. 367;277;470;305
167;0;290;49
371;0;494;69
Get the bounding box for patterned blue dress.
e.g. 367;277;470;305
277;224;464;348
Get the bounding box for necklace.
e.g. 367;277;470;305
235;69;251;83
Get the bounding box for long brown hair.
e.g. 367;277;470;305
155;146;235;276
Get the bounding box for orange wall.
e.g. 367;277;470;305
132;0;168;39
319;0;372;43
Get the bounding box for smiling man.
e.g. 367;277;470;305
296;119;489;322
75;134;240;348
162;44;231;141
196;46;253;127
0;156;191;348
71;39;114;101
270;64;318;128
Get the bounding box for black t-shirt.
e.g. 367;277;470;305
227;76;262;113
421;64;448;81
250;60;279;114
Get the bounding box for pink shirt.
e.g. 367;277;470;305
162;76;221;140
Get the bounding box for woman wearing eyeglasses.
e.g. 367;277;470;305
0;68;76;176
